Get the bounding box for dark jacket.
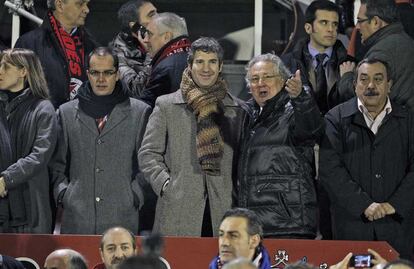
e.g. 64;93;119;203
238;89;324;238
281;39;353;113
14;16;98;109
319;97;414;258
139;36;190;107
109;31;151;98
0;89;58;233
338;23;414;110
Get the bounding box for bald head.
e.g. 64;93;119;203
100;227;137;269
44;249;87;269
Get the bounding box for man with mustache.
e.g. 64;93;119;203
209;208;271;269
320;58;414;259
95;227;137;269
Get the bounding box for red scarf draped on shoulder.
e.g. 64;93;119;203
48;12;86;99
153;37;191;67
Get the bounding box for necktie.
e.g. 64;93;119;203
96;115;108;133
315;53;328;114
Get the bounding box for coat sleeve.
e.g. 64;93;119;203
132;103;152;209
138;98;171;196
139;65;171;108
112;45;152;98
319;109;373;217
49;108;70;203
387;113;414;219
290;88;325;143
1;102;58;190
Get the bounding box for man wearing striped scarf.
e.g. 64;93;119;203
138;37;246;237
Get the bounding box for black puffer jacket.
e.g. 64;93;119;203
238;89;324;238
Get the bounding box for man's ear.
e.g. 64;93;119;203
249;234;260;250
99;248;105;262
128;21;135;29
304;23;312;35
219;62;223;73
164;31;173;42
55;0;64;13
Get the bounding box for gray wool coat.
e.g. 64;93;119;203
51;98;151;234
138;90;246;236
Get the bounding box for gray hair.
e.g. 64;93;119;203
152;12;188;39
222;258;257;269
245;53;291;88
222;208;264;240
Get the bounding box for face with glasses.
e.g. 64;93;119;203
144;20;171;57
87;54;119;96
355;62;391;114
356;4;376;44
248;61;285;107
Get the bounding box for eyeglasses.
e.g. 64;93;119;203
88;69;117;78
249;74;280;85
356;17;370;24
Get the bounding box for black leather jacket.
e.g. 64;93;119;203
238;89;324;238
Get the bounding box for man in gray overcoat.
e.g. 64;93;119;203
50;47;151;234
138;37;246;236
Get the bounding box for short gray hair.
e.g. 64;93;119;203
152;12;188;39
245;53;291;88
222;258;257;269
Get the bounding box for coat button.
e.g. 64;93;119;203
96;197;101;202
375;174;382;179
95;168;101;173
97;139;103;144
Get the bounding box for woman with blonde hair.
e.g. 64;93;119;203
0;48;57;233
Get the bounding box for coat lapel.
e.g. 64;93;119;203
99;100;129;137
75;103;99;135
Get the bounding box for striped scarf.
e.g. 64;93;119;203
180;68;227;176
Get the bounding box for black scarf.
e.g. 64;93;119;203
77;81;129;119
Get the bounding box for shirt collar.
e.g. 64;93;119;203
357;97;392;118
308;42;333;61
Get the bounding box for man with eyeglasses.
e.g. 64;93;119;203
282;0;353;115
50;47;151;234
14;0;98;109
238;53;324;238
338;0;414;110
320;58;414;259
109;1;157;99
139;12;191;107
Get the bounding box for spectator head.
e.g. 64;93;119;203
48;0;90;31
384;259;414;269
218;208;263;264
187;37;224;89
304;0;340;52
87;47;120;96
245;53;291;107
357;0;399;43
119;256;167;269
0;48;49;99
99;227;137;269
117;0;157;32
143;12;188;57
354;58;392;117
44;249;87;269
